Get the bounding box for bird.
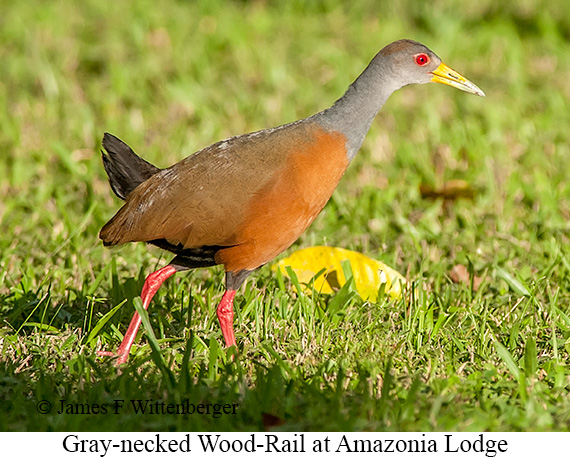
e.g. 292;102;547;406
97;39;484;365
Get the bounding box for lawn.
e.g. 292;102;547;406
2;0;570;431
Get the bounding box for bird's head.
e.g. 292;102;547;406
379;39;485;97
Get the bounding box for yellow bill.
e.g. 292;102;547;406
431;62;485;97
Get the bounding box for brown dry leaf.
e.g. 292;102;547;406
262;412;285;431
449;264;482;291
420;179;475;200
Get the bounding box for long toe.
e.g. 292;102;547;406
96;349;130;366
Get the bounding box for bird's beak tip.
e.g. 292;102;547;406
431;62;485;98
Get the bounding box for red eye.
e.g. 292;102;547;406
414;53;430;66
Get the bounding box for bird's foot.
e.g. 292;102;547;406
96;349;129;366
225;344;239;363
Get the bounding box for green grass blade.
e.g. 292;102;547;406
85;299;127;343
133;297;176;390
495;267;530;297
494;340;521;379
524;336;537;377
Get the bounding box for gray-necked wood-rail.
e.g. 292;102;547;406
97;39;484;365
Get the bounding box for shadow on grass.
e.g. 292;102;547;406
0;351;404;432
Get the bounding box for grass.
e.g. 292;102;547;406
2;0;570;431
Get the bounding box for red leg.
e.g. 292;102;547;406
216;289;237;347
97;265;177;365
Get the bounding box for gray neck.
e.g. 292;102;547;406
314;55;402;161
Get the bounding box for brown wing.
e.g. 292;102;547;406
100;120;349;272
100;122;309;249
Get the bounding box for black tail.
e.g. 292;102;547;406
101;132;161;200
